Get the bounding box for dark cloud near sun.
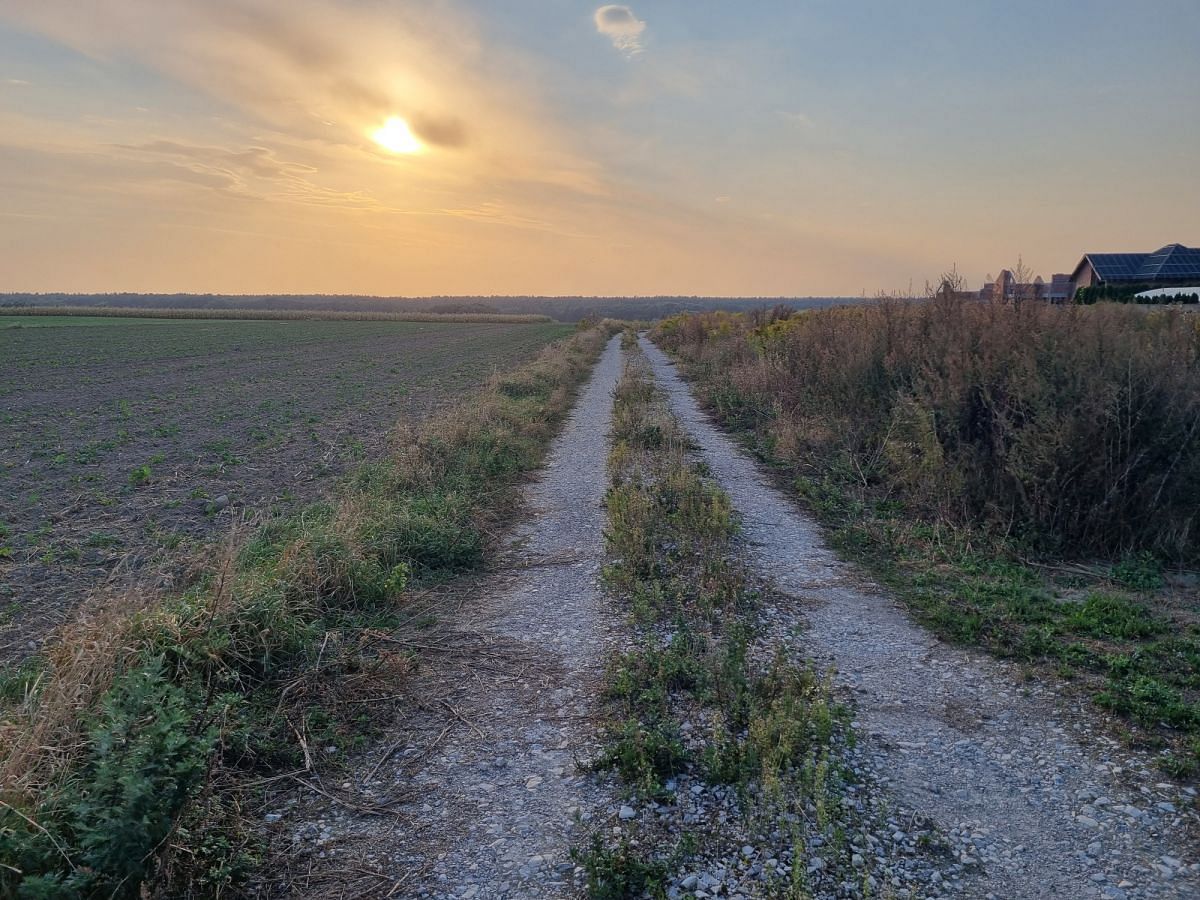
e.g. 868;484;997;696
0;1;478;154
409;113;468;149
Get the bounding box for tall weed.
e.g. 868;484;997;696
656;299;1200;560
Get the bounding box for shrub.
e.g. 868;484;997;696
572;835;671;900
1111;552;1165;591
1;662;212;897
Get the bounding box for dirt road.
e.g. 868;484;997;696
265;335;1196;899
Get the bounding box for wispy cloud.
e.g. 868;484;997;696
0;0;604;194
778;110;814;129
113;139;379;208
438;199;586;236
594;5;646;56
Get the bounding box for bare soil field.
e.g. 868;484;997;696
0;318;571;659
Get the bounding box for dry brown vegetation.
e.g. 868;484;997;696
657;298;1200;560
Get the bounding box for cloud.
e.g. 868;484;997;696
778;110;815;129
0;2;454;143
123;141;317;179
409;113;468;149
594;5;646;56
439;200;579;236
113;139;380;208
0;0;603;193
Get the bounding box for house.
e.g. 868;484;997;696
1070;243;1200;296
1043;273;1074;303
978;270;1008;302
977;269;1073;303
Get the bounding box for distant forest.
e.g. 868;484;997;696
0;293;858;322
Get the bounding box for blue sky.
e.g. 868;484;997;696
0;1;1196;295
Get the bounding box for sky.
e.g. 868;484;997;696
0;0;1197;297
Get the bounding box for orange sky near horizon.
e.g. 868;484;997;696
0;1;1197;297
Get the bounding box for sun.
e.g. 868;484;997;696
372;117;423;154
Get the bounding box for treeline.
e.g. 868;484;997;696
0;306;552;325
0;292;855;323
655;299;1200;561
1075;284;1200;305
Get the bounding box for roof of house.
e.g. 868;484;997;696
1081;253;1144;280
1076;244;1200;283
1140;244;1200;280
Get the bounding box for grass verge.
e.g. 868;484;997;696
799;478;1200;777
0;324;615;897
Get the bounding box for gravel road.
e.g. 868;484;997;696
640;335;1198;900
263;335;626;899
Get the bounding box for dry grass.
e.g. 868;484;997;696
653;302;1200;775
0;596;144;800
0;531;247;808
656;298;1200;560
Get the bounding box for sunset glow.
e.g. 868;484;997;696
0;1;1195;296
372;117;423;155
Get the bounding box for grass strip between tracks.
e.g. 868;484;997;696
577;339;864;899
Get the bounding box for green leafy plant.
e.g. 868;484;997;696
572;836;670;900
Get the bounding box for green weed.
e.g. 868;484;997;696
572;835;671;900
586;354;854;893
1111;552;1165;592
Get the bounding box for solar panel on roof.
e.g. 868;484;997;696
1090;253;1148;280
1084;246;1200;284
1137;245;1200;280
